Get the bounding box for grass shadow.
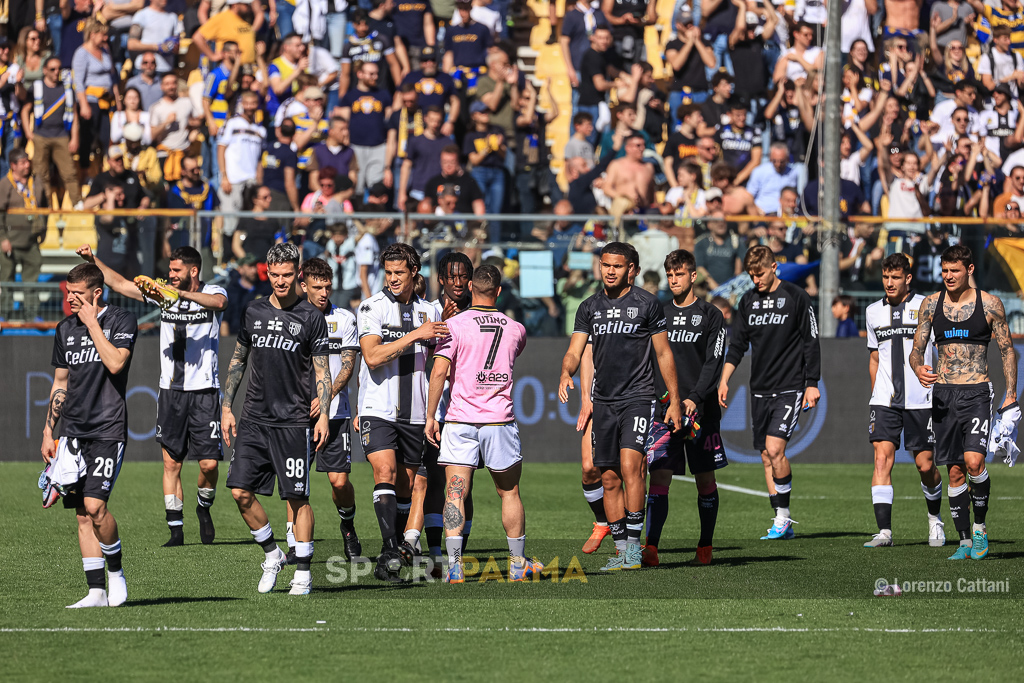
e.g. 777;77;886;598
658;554;805;569
127;596;243;607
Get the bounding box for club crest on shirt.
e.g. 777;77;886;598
418;312;428;324
627;307;638;319
329;322;338;333
289;322;302;335
777;297;786;308
691;314;702;326
907;309;918;321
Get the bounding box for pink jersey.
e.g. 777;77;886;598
434;306;527;424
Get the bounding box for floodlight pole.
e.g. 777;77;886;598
818;0;843;338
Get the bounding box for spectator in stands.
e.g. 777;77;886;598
747;142;801;214
604;133;654;222
565;153;613;214
127;0;179;75
774;21;824;84
112;87;153;146
700;71;733;134
730;3;778;106
602;0;655;66
978;25;1024;99
832;295;860;337
392;0;435;69
258;118;301;213
702;0;742;78
193;0;257;67
324;224;361;308
564;111;595;162
218;90;266;238
84;145;148;211
385;83;421;194
267;33;309;119
930;0;975;51
200;40;241;186
312;116;360;190
559;0;610;118
664;160;707;217
60;0;93;69
839;221;884;289
464;98;507;227
0;150;44;320
278;85;329;177
14;26;50;96
474;51;520;166
577;26;620;145
150;72;199;182
928;39;973;105
119;122;163;192
72;19;119;179
664;8;715;127
876;127;928;221
221;253;270;335
598;102;649;159
341;9;403;96
95;183;140;278
450;0;503;38
425;145;486;215
399;106;449;211
26;56;82;209
694;210;744;289
711;162;761;216
443;0;493;78
400;46;458;136
513;78;557;227
715;96;762;185
339;61;391;193
125;52;163;111
927;76;979;144
994;165;1024;216
232;185;282;262
166;156;219;265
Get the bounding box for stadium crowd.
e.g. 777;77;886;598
1;0;1024;331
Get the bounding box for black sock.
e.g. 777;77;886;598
395;496;412;543
644;487;669;547
625;510;644;545
100;540;123;573
425;526;443;552
768;494;780;511
873;503;893;531
969;470;991;525
373;484;398;550
85;568;105;590
609;517;627;544
338;505;356;532
922;483;943;517
697;488;719;547
583;482;607;524
948;483;972;541
166;509;184;529
773;474;792;509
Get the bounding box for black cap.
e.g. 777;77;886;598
421;45;436;60
994;82;1013;97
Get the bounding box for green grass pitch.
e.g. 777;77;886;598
2;461;1023;681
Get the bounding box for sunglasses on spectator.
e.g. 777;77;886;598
257;192;272;200
949;44;964;51
953;116;968;122
141;61;156;66
45;66;59;72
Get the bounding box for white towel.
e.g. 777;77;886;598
987;403;1021;467
48;437;87;487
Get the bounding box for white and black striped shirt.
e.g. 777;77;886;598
866;292;933;410
158;281;227;391
357;289;440;424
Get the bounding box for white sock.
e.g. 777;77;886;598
445;536;462;566
404;529;421;547
973;522;986;533
294;569;311;583
197;487;216;508
286;522;295;550
507;535;526;562
776;507;790;521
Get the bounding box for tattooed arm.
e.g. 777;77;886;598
311;355;332;451
40;369;69;463
331;349;358;399
985;292;1020;408
909;293;939;388
220;342;250;447
360;322;449;370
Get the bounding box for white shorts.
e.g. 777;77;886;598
437;422;522;472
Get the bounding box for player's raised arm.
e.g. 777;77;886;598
76;244;144;302
984;292;1020;408
75;290;134;374
652;330;684;431
40;368;69;463
559;331;590;403
179;288;228;312
909;292;939;387
359;314;448;370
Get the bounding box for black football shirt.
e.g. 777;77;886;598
573;285;666;404
653;298;726;420
725;279;821;394
237;297;330;427
51;306;138;441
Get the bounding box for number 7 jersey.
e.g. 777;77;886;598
434;306;527;424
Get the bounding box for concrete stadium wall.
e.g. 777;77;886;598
2;337;1018;464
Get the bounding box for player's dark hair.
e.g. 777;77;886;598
941;244;973;268
664;249;696;274
170;246;202;270
881;252;911;274
601;241;640;270
437;251;474;284
743;245;777;271
472;264;502;296
67;263;104;292
380;242;421;273
302;257;333;284
267;242;300;267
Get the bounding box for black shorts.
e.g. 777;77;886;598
315;418;352;473
60;438;125;508
157;388;224;462
421;422;442;469
359;416;424;467
647;415;729;475
226;421;312;500
591;400;655;468
868;406;934;451
751;391;804;452
933;383;993;466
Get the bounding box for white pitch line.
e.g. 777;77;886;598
0;626;1013;635
673;475;770;498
